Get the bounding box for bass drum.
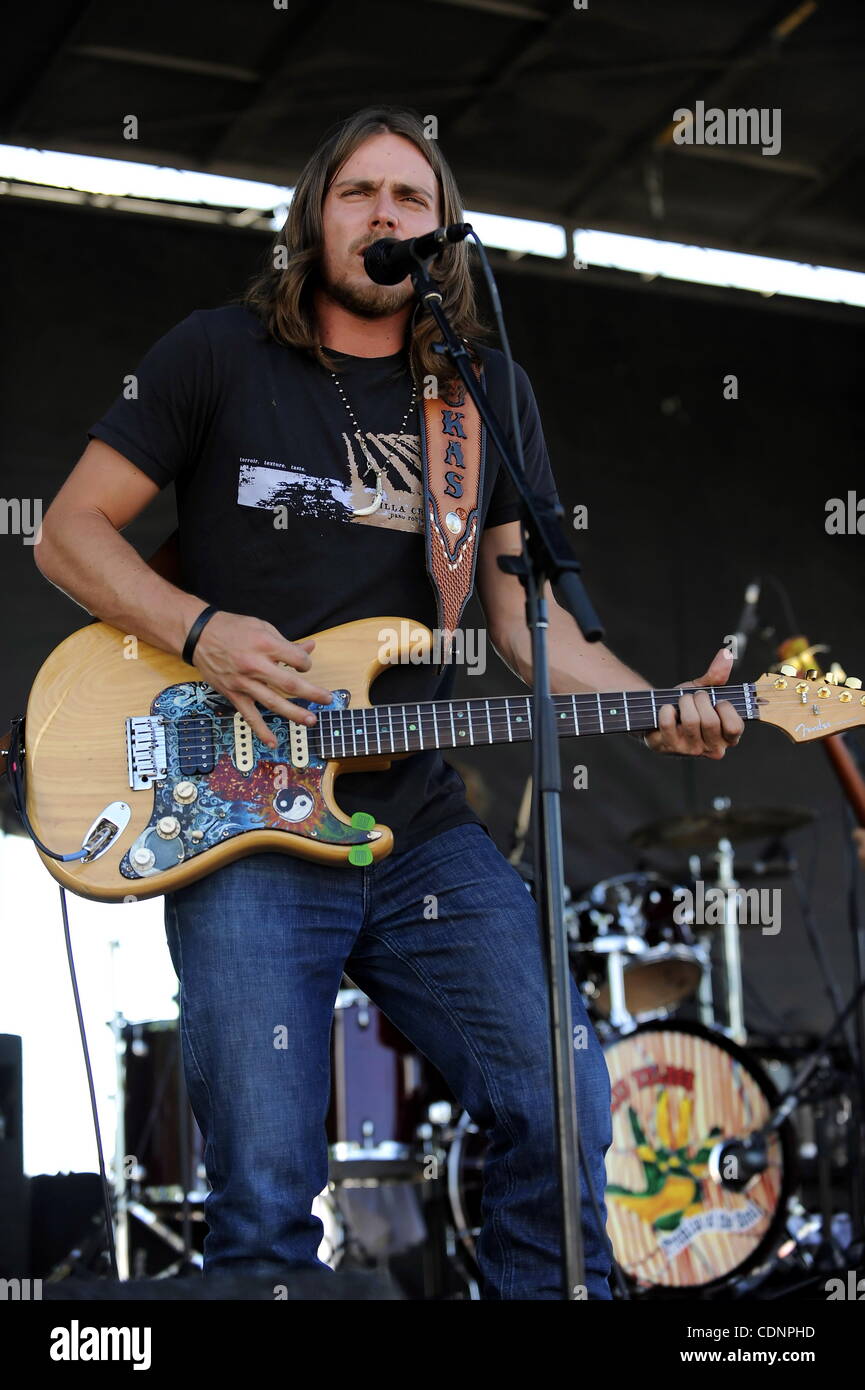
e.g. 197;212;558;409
604;1021;796;1294
447;1021;796;1297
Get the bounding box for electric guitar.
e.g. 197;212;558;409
17;616;865;903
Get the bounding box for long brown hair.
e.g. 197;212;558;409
239;105;488;389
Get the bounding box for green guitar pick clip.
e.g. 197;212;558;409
348;811;376;866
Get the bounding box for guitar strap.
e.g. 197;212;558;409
417;362;486;667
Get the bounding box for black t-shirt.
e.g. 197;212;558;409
87;305;561;853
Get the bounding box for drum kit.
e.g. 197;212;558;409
447;795;854;1300
104;795;863;1299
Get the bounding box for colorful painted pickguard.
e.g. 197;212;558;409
120;681;371;883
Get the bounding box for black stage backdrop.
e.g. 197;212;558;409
1;198;863;1035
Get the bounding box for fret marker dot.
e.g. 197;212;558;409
516;716;523;722
409;723;417;731
610;708;618;715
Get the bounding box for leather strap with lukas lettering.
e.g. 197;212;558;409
418;364;486;661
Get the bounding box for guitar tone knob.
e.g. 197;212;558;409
131;847;156;871
173;781;197;804
156;816;181;840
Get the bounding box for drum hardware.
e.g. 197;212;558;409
109;1010;206;1278
327;987;452;1181
568;873;705;1027
714;820;745;1045
629;804;814;854
595;942;636;1034
710;975;865;1280
758;1040;858;1257
720;853;794;884
325;1020;470;1299
631;799;809;1045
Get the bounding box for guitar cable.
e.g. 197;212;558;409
5;714;120;1279
6;717;89;861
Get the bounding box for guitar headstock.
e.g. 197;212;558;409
754;666;865;743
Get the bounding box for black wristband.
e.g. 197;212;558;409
182;605;219;665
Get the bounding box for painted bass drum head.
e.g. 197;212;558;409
603;1021;795;1294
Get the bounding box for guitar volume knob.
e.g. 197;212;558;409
173;781;197;804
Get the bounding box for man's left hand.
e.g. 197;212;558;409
644;648;745;759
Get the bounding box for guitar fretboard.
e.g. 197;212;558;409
312;684;758;758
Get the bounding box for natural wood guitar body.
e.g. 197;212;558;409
25;616;401;902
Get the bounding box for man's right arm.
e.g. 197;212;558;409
34;439;333;746
35;438;207;655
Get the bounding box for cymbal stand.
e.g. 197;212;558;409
108;1002;130;1280
604;944;636;1034
715;825;747;1045
691;852;718;1029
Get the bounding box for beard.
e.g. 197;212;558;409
321;264;415;320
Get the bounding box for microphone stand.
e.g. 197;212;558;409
406;247;604;1300
710;971;865;1264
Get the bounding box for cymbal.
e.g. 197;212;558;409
629;805;813;852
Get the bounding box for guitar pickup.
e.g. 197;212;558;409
288;718;309;768
176;715;216;776
233;711;255;771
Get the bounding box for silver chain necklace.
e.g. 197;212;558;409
330;368;418;516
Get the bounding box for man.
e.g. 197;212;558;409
34;106;744;1299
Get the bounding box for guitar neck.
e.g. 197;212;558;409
314;683;760;758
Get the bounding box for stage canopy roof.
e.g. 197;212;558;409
3;0;864;272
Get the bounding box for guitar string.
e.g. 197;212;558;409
173;689;762;733
170;686;760;729
170;692;765;757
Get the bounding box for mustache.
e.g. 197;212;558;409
354;233;393;255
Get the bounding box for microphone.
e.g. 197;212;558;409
731;576;762;667
363;224;472;286
708;1131;769;1192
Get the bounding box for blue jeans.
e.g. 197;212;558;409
164;822;613;1299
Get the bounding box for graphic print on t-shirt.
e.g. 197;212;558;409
237;429;423;534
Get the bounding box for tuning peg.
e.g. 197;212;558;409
806;668;819;680
845;677;862;690
779;664;798;676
